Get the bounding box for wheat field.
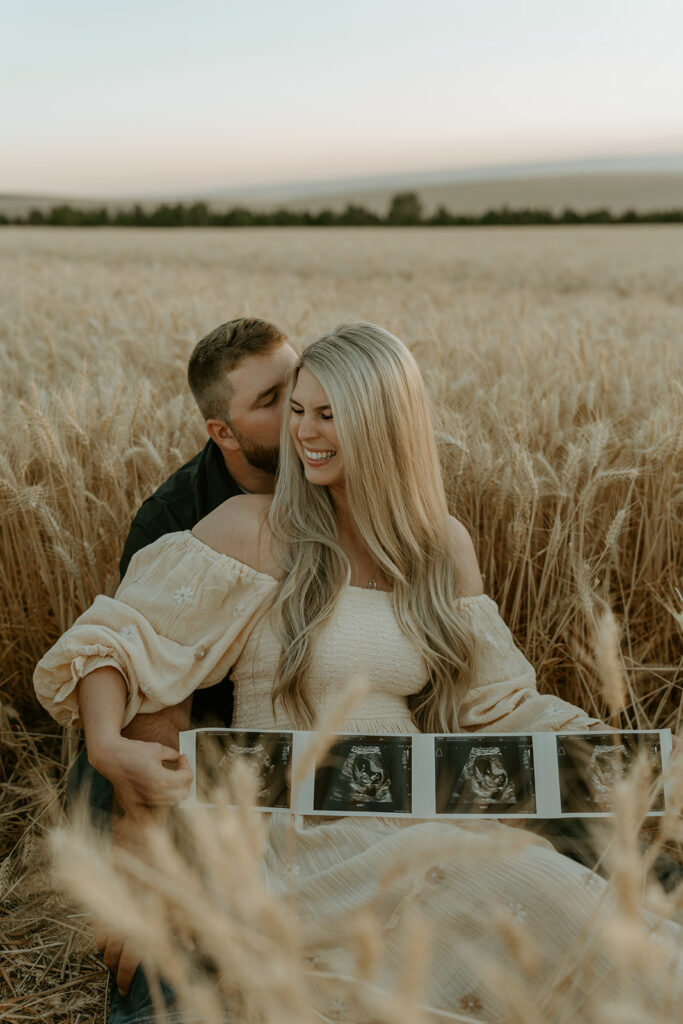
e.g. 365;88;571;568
1;226;682;1023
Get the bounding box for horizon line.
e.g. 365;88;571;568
3;148;683;205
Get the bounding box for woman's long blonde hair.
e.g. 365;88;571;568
268;322;475;732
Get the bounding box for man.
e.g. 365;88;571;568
70;317;297;1019
120;316;296;578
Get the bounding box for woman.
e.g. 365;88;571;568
34;323;679;1021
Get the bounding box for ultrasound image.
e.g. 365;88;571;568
556;732;663;814
434;736;536;814
195;730;293;808
314;735;412;813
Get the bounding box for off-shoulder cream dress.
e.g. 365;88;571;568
34;532;680;1022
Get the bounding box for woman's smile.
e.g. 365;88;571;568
302;447;337;465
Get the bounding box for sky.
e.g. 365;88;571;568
2;0;683;197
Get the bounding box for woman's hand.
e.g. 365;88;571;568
88;735;193;807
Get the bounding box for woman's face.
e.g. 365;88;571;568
289;367;345;488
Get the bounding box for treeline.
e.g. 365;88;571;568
3;191;683;227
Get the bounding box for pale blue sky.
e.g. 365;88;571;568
3;0;682;196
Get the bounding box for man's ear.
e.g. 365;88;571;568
206;418;241;453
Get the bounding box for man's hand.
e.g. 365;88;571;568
88;735;193;807
97;803;168;996
96;926;142;998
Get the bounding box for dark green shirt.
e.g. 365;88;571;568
119;439;241;725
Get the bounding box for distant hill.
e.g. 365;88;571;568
2;169;683;219
265;172;683;216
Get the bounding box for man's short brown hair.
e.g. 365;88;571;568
187;317;288;422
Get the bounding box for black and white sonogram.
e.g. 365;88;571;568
434;736;536;814
557;732;663;814
195;731;293;808
313;735;412;813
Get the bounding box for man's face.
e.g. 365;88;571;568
223;343;298;473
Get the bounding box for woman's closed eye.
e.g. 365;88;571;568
290;404;333;420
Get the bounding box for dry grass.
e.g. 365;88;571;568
1;226;682;1022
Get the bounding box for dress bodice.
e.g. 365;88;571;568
231;588;425;734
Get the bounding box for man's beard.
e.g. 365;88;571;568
229;424;280;476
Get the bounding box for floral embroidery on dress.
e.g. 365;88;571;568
459;992;483;1013
172;585;194;605
582;870;602;890
120;625;136;641
427;866;446;884
506;900;528;923
328;999;347;1019
232;603;246;618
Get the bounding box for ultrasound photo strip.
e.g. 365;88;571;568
179;728;673;819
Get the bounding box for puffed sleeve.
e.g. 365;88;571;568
454;595;601;732
33;531;277;729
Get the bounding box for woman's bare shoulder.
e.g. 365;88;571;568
447;516;484;597
192;494;276;574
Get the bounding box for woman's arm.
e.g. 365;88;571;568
77;666;128;764
78;667;192;807
449;518;608;732
34;529;275;730
448;516;485;598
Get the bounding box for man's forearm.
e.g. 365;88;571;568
121;695;193;749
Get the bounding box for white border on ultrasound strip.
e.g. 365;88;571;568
306;732;416;818
179;727;296;813
553;728;671;819
291;730;315;814
178;728;196;808
413;733;436;818
432;732;540;820
532;733;561;818
660;729;673;810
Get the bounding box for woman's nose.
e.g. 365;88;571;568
297;414;319;441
